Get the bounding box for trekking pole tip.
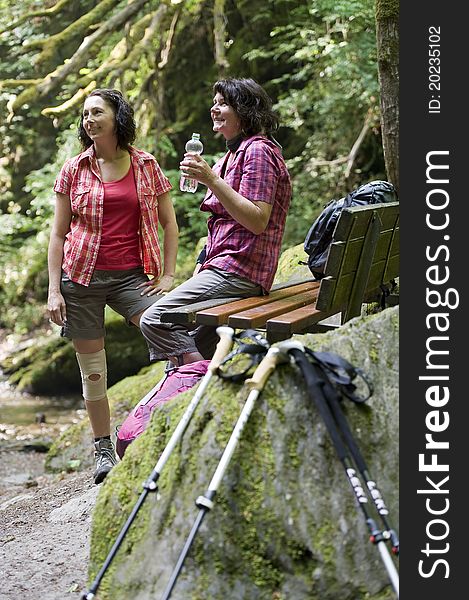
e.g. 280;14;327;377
80;591;94;600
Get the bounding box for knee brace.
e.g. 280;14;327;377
76;349;107;402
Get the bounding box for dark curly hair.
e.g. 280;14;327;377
78;89;136;150
213;78;279;137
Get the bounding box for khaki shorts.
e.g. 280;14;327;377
60;268;161;340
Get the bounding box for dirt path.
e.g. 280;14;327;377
0;451;98;600
0;332;101;599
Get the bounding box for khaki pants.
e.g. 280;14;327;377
140;268;262;361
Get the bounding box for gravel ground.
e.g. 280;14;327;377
0;450;99;600
0;331;100;599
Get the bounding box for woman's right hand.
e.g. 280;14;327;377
180;153;217;188
47;290;67;326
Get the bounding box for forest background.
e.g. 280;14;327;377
0;0;398;339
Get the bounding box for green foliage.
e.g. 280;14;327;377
241;0;383;246
0;127;80;332
167;170;209;254
0;0;395;337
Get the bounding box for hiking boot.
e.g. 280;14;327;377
93;438;118;485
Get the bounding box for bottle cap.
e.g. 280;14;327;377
192;133;200;139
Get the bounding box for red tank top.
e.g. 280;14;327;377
95;167;142;270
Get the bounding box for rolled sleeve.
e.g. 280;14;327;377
153;161;173;196
53;159;73;196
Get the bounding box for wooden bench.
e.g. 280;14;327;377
161;201;399;342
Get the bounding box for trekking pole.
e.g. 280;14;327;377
288;347;399;598
301;349;399;556
160;339;304;600
81;326;235;600
309;350;399;556
321;368;399;555
322;376;400;595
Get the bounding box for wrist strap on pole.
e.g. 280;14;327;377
217;329;270;382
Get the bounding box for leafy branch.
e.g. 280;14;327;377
8;0;153;116
308;108;375;180
0;0;74;35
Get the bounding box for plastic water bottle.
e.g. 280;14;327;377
180;133;203;193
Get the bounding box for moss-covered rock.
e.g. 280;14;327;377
87;307;399;599
273;243;311;285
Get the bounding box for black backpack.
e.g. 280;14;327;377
303;180;398;279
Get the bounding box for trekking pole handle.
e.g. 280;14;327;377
209;326;235;372
244;339;302;391
274;339;305;354
243;348;278;390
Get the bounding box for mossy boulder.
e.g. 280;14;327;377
273;243;311;284
87;306;399;600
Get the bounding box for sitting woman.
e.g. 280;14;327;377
140;77;292;365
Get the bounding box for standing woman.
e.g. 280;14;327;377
47;89;178;484
140;77;291;366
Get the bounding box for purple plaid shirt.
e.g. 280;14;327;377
200;135;292;292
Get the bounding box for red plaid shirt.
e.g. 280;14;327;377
54;145;172;286
200;135;292;291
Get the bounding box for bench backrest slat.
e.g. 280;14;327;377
333;201;400;239
316;202;399;313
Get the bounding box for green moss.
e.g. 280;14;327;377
368;343;380;364
375;0;399;21
273;244;311;285
29;0;119;66
86;308;399;599
45;418;87;461
193;400;285;593
311;522;336;564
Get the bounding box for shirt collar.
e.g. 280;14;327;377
77;144;143;163
236;134;268;152
77;144;96;163
235;134;282;153
226;133;244;153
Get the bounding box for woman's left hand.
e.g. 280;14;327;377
180;153;216;187
138;274;175;296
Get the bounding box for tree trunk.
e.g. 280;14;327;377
375;0;399;193
213;0;229;75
